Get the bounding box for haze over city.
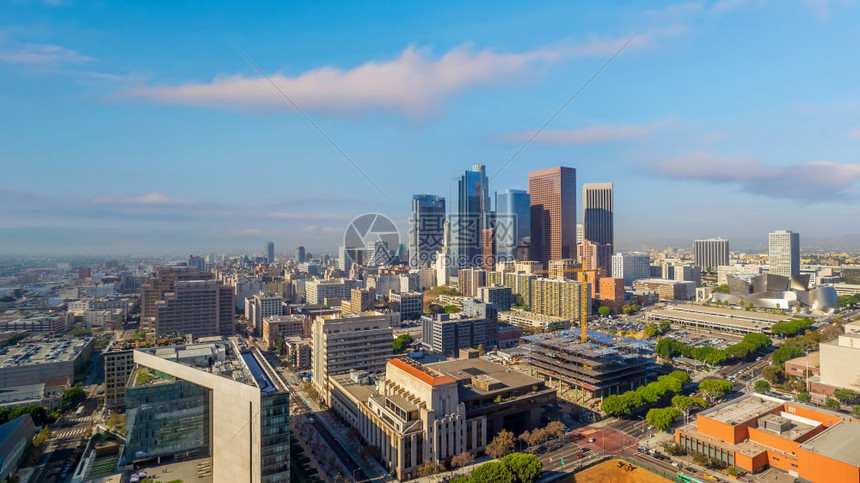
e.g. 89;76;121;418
2;1;860;255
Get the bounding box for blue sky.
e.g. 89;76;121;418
2;0;860;256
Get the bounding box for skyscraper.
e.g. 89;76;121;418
450;164;490;267
769;230;800;277
495;189;530;262
408;194;446;269
693;238;729;272
529;166;576;267
296;246;306;263
582;182;614;249
266;241;275;264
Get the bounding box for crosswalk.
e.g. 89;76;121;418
55;427;89;439
76;415;100;423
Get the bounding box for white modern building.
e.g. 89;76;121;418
305;278;362;305
611;252;651;286
693;238;729;272
769;230;800;278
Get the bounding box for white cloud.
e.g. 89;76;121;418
504;118;672;144
89;192;196;206
650;152;860;201
125;34;659;118
0;42;93;64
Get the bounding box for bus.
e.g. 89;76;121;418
75;405;85;418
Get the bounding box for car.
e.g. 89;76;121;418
581;447;589;452
671;461;680;467
308;417;315;424
588;437;596;443
576;453;584;459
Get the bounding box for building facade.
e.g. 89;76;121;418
409;194;446;269
450;165;490;268
528;166;576;267
582;182;613;248
769;230;800;278
495;189;530;262
611;252;651;286
693;238;729;272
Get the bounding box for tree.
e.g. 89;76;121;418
598;306;611;317
853;405;860;417
621;305;631;315
469;461;513;483
32;426;51;447
417;461;440;477
662;442;687;456
451;451;475;469
669;370;691;385
742;333;772;350
392;334;413;353
797;392;812;402
644;324;658;338
772;346;804;367
486;429;515;459
544;421;565;439
600;394;631;417
754;380;771;393
443;305;462;314
501;453;542;483
646;407;680;431
274;335;286;356
716;284;730;293
825;398;841;410
699;379;732;402
477;344;486;356
762;365;785;384
771;319;813;337
834;389;858;405
61;386;86;412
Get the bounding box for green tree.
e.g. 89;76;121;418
443;305;462;313
834;389;858;405
853;405;860;416
470;461;513;483
273;335;286;356
797;392;812;402
669;370;692;385
754;380;771;393
598;306;611;317
61;386;86;412
643;324;658;338
825;398;841;410
762;365;785;384
725;342;756;359
501;453;542;483
646;407;680;431
772;346;804;367
657;375;683;394
716;284;730;293
699;379;733;402
771;319;813;337
32;426;51;447
742;333;772;350
727;466;739;477
486;429;515;459
600;394;631;416
392;334;414;353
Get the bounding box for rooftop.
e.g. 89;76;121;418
785;351;820;368
0;337;92;368
666;304;791;322
799;420;860;466
389;358;455;386
701;394;782;426
426;358;544;399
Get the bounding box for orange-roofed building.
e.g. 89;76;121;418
675;393;860;481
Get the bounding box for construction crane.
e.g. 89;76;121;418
532;266;603;342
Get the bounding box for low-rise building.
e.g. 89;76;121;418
632;279;696;301
261;314;309;348
477;285;512;311
0;337;94;387
0;414;35;482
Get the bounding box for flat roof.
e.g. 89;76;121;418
330;373;379;402
667;304;790;322
785;351;820;368
800;420;860;466
389;358;455;386
426;358;543;398
0;337;92;368
701;394;782;426
647;308;772;331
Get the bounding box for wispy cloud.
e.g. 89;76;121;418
89;192;196;206
503;118;673;145
124;33;665;118
649;152;860;202
0;42;93;64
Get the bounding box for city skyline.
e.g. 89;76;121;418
3;1;860;255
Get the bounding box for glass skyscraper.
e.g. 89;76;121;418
495;189;530;261
409;194;446;268
449;164;490;267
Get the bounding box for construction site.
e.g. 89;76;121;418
521;330;657;403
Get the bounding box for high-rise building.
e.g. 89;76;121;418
450;164;490;267
312;311;398;402
187;255;206;272
296;246;306;263
409;194;446;269
245;291;284;332
531;278;591;322
481;227;495;271
104;345;134;410
141;268;234;337
388;292;424;321
582;182;614;249
598;277;625;314
611;252;651;286
495;189;530;261
127;339;290;482
529;166;576;267
266;241;275;264
693;238;729;272
769;230;800;277
581;239;613;278
576;223;584;246
458;268;487;298
304;278;362;305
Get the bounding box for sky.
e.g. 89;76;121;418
2;0;860;256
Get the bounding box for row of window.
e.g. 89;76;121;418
679;434;734;466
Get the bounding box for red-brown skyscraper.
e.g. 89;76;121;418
529;166;576;267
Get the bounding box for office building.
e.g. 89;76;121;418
529;166;576;267
531;278;591;322
717;264;762;285
389;292;423;321
769;230;800;277
576;223;583;246
104;345;135;410
141;267;214;322
304;278;362;305
0;338;94;388
495;189;530;261
481;227;495;271
450;164;490;268
674;265;702;287
675;394;860;481
581;240;612;278
187;255;206;272
312;311;399;402
343;287;374;315
409;194;446;269
144;279;235;337
245;291;284;332
633;279;696;301
296;246;306;263
598;277;625;314
262;314;310;348
458;268;487;298
499;309;569;331
421;307;498;356
338;246;359;272
548;258;578;280
0;415;35;482
582;182;613;248
126;338;290;482
611;252;651;286
223;276;266;310
693;238;729;272
266;242;275;264
477;285;512;312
